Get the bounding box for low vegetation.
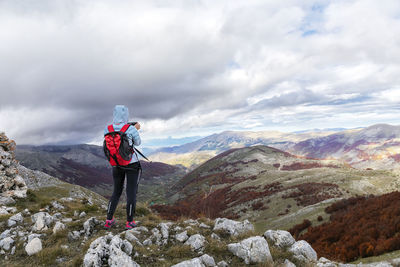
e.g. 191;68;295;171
293;191;400;262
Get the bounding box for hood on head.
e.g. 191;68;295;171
113;105;129;124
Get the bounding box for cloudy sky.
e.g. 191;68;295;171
1;0;400;146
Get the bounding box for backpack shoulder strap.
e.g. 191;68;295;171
120;124;130;133
107;124;115;132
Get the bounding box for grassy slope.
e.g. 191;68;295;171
164;146;400;234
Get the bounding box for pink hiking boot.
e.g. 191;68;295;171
104;218;115;229
125;220;137;230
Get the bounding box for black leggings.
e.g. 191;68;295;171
106;162;141;222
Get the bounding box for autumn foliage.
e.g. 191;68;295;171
298;192;400;262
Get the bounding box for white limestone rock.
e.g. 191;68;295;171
283;259;296;267
175;231;189;242
83;217;100;237
228;236;273;265
264;230;295;248
31;212;54;232
289;240;318;263
171;254;216;267
25;237;42;256
213;218;254;236
53;221;66;234
83;233;140;267
0;236;14;251
184;234;206;251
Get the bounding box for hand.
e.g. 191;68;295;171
134;122;141;130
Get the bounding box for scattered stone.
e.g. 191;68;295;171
283;259;296;267
62;218;73;223
83;217;100;237
61;245;69;249
263;230;295;249
159;222;169;245
217;261;229;267
317;256;337;267
0;206;17;215
31;212;54;232
175;230;189;242
68;231;81;241
213;218;254;236
184;234;206;251
10;246;15;255
0;236;14;251
184;219;199;226
0;229;11;240
172;254;216;267
289;240;318;263
143;238;152;246
0;196;15;205
53;221;66;234
51;201;65;210
199;223;210;229
74;210;79;217
228;236;273;264
8;212;23;227
25;237;42;256
200;254;216;266
174;226;183;232
53;212;62;220
150;227;162;246
80;211;87;218
125;230;143;246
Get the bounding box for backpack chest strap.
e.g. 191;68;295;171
120;124;130;133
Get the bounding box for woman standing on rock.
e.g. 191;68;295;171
103;105;141;230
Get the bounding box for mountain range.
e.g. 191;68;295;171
149;123;400;170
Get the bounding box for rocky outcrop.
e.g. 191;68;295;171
0;132;27;198
83;233;139;267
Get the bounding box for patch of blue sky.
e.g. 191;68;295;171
297;1;330;37
227;61;241;69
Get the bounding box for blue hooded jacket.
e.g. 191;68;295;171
104;105;141;163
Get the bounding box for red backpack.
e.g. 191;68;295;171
103;124;133;166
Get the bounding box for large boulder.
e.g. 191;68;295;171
263;230;295;248
289;240;318;263
25;237;42;256
228;236;273;265
213;218;254;236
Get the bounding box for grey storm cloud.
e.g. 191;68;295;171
1;0;400;145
